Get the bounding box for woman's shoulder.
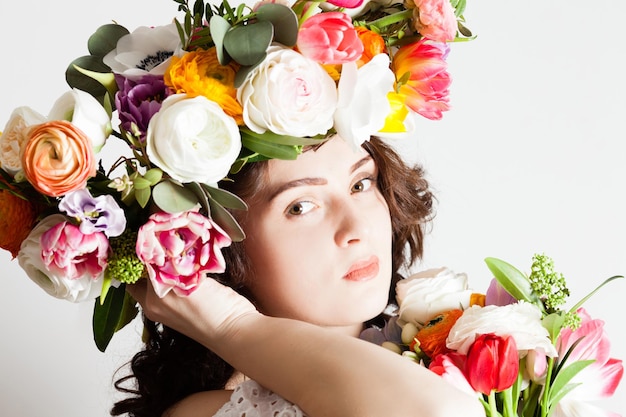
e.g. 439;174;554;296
166;380;307;417
164;389;234;417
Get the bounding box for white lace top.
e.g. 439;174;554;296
213;380;307;417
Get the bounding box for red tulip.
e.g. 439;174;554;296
465;333;519;395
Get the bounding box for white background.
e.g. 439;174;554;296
0;1;624;416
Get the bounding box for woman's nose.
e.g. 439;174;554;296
334;200;370;247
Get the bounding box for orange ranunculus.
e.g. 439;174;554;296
355;26;386;67
21;120;96;197
392;39;451;120
164;48;243;125
0;184;41;258
415;309;464;358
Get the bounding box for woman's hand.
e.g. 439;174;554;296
126;277;259;347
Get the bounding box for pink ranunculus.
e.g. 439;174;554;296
411;0;457;42
297;12;364;65
552;308;624;417
136;209;232;297
392;39;451;120
40;219;109;281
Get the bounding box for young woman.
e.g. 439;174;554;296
113;135;485;417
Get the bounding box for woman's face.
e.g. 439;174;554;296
242;136;393;334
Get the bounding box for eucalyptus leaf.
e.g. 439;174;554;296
185;181;211;215
224;21;273;66
234;64;257;88
241;132;301;160
65;55;111;103
201;183;248;210
256;3;299;46
88;24;129;57
209;198;246;242
548;360;594;407
484;257;542;310
152;180;199;213
209;15;232;65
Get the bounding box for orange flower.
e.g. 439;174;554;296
355;26;386;67
0;184;41;258
416;309;464;358
22;121;96;197
164;48;243;124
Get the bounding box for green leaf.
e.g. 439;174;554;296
240;127;327;147
184;181;211;215
256;3;299;46
210;15;232;65
143;168;163;186
568;275;624;313
548;360;595;407
65;55;111;103
88;24;129;57
484;257;543;310
135;186;151;208
241;131;302;160
208;198;246;242
542;312;566;341
93;284;138;352
133;176;152;190
224;21;273;66
152;180;199;213
201;183;248;210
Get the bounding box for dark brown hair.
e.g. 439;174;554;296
111;137;435;417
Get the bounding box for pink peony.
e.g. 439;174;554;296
411;0;457;42
136;209;232;297
392;39;451;120
297;12;364;65
40;220;109;281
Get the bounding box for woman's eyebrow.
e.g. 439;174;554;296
267;155;373;202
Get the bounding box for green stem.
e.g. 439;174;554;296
367;9;413;30
540;357;555;417
488;391;500;417
500;387;515;417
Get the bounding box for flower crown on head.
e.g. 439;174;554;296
0;0;471;351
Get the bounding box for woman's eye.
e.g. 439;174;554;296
286;201;316;216
352;177;374;193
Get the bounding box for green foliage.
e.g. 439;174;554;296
93;284;138;352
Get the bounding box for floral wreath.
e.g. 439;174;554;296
0;0;472;351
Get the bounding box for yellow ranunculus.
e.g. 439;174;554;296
380;92;409;133
164;48;243;125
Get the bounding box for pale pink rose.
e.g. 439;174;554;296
297;12;364;65
411;0;457;42
18;214;107;302
136;209;232;297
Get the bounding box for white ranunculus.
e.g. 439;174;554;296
334;53;394;150
146;94;241;184
396;267;474;327
103;23;182;80
48;88;112;152
237;44;338;137
0;106;46;174
446;303;559;357
17;214;104;303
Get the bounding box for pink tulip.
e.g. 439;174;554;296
325;0;363;8
392;39;451;120
136;209;232;297
40;220;109;280
297;12;364;65
552;308;623;416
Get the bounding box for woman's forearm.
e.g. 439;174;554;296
203;313;485;417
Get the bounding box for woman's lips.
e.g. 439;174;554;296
344;256;380;281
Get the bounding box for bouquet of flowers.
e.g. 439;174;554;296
362;254;624;417
0;0;472;351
